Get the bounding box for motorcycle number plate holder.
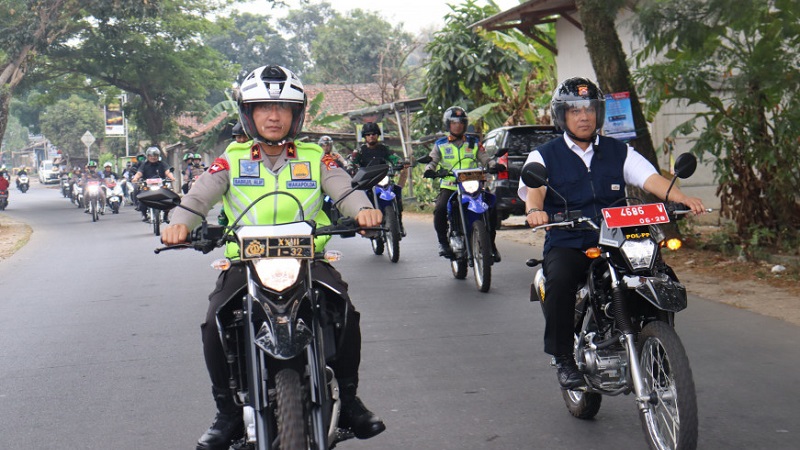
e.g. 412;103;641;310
240;235;313;259
454;169;485;183
602;203;670;228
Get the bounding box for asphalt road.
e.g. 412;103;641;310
0;181;797;449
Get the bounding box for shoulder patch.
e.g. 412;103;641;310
208;158;230;174
321;154;338;170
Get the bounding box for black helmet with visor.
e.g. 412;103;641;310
550;77;605;142
442;106;468;136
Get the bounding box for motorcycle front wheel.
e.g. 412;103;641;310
371;236;384;255
384;205;401;263
91;198;99;222
450;257;467;279
562;389;602;419
151;208;161;236
637;321;698;450
470;220;491;292
275;368;309;449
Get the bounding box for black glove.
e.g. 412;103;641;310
423;169;436;179
495;163;506;172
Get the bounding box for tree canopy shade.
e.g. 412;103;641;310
634;0;800;247
0;0;159;149
421;0;530;134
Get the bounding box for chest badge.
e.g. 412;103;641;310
240;160;260;178
290;161;311;180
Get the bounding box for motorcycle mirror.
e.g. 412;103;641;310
350;164;390;190
673;153;697;179
137;188;181;211
416;155;432;164
520;162;549;188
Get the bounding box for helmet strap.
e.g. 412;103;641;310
567;130;597;144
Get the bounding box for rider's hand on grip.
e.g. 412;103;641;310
423;169;436;179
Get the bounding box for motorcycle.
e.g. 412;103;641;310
419;151;505;293
105;178;123;214
366;161;408;263
60;174;72;198
85;180;102;222
72;182;84;209
137;164;389;450
522;153;706;450
17;174;29;193
138;178;172;236
0;188;8;210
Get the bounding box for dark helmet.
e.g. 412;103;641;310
361;122;381;137
237;65;306;146
231;121;246;138
550;77;605;140
136;154;145;162
442;106;468;135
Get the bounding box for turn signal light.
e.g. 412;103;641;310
211;258;232;271
324;250;343;262
665;238;682;251
585;247;602;259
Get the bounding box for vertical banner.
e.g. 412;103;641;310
105;102;125;136
603;92;636;140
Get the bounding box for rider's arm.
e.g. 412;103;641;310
623;146;705;214
320;162;372;218
424;145;442;172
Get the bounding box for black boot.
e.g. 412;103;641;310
555;355;585;389
196;387;244;450
491;242;501;263
338;381;385;440
438;242;454;258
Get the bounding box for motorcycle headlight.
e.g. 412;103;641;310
377;175;390;187
88;185;100;193
253;258;302;292
461;180;480;194
620;239;657;270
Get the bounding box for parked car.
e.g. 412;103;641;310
482;125;561;220
38;160;60;184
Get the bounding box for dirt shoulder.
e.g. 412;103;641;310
409;211;800;327
0;214;32;262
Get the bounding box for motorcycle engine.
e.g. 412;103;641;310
580;345;628;391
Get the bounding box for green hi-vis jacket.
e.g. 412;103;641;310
222;141;331;259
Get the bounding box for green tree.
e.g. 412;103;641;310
634;0;800;247
39;95;104;160
43;2;233;145
0;0;155;150
207;12;298;81
308;9;415;85
420;0;529;133
279;1;337;77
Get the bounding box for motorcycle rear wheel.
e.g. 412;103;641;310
562;389;602;420
275;368;309;449
637;321;698;450
384;205;401;263
471;220;491;292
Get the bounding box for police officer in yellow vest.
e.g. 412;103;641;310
161;65;386;450
423;106;504;261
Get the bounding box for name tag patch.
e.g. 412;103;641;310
286;180;317;189
611;184;621;191
233;178;265;186
240;160;261;177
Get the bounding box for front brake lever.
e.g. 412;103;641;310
154;243;192;254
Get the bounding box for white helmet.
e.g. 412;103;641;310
237;65;306;146
103;162;113;168
145;146;161;157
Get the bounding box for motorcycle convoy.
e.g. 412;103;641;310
17;136;704;449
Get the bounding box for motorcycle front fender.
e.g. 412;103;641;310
622;274;687;312
253;314;313;360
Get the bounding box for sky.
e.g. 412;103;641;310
236;0;523;34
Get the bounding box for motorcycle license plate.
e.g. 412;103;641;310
602;203;670;228
240;236;313;259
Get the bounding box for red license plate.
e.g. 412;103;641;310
602;203;670;228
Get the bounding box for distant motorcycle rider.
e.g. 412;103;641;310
423;106;503;261
81;160;107;214
319;135;349;169
131;146;175;221
351;122;406;233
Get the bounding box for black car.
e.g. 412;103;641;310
483;125;561;220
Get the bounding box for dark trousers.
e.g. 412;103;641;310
542;247;592;356
201;261;362;393
433;188;498;245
